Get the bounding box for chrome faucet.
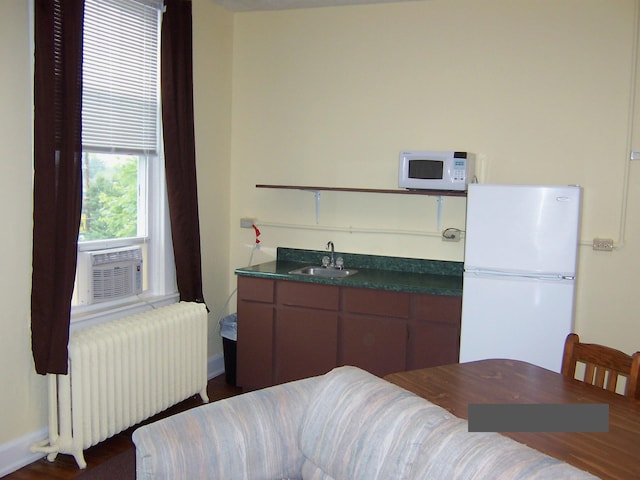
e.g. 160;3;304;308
326;241;335;267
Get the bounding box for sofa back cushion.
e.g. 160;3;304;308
299;366;597;480
134;377;316;480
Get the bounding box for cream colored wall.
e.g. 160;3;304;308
0;0;234;455
1;0;639;465
229;0;640;352
0;1;46;444
0;0;48;446
193;0;234;361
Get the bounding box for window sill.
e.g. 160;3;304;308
70;291;180;333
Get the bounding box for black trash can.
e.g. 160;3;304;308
220;313;237;386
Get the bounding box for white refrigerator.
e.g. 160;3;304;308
459;184;582;372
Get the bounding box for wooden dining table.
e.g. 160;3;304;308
384;359;640;480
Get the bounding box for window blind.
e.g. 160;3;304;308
82;0;163;154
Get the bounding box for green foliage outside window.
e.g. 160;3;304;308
80;153;139;241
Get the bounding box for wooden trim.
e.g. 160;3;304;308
256;184;467;197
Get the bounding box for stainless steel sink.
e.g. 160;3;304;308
288;266;358;278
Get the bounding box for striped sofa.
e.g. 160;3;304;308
132;366;597;480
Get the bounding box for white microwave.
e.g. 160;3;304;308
398;150;475;191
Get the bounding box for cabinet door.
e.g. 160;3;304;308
407;294;462;370
341;287;409;377
237;301;274;390
236;277;276;390
341;314;407;377
274;307;338;384
274;280;340;384
408;322;460;369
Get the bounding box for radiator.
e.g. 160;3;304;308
31;302;209;468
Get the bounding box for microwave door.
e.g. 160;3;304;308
409;160;443;180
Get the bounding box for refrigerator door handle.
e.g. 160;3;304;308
464;269;574;281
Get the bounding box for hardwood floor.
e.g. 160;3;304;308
4;374;243;479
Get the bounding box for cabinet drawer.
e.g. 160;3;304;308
278;281;339;310
413;294;462;326
343;287;410;319
237;276;274;303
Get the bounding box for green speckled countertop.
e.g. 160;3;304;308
235;247;463;296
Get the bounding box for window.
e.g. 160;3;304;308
80;153;146;242
72;0;176;314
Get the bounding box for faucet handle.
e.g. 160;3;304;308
321;256;330;267
335;257;344;269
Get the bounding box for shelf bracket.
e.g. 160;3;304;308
298;188;322;223
436;195;444;232
314;190;321;224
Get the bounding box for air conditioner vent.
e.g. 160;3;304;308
91;263;139;301
91;247;143;266
77;246;143;305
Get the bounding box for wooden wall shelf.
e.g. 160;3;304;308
255;184;467;227
256;184;467;197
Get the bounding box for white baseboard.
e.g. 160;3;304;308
0;428;48;478
208;352;225;380
0;354;227;477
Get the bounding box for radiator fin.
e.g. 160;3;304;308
31;302;209;468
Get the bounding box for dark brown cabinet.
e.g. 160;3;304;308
236;276;275;390
236;275;462;390
274;308;338;384
341;287;410;377
341;314;407;377
407;294;462;370
274;282;339;384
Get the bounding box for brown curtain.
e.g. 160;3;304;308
161;0;205;304
31;0;84;375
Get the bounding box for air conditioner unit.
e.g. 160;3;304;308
76;246;143;305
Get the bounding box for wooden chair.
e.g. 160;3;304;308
561;333;640;400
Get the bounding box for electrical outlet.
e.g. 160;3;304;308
240;218;256;229
442;229;461;242
592;238;614;252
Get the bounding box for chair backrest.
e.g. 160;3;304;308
561;333;640;400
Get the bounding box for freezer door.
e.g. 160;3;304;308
464;184;581;276
459;272;575;373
